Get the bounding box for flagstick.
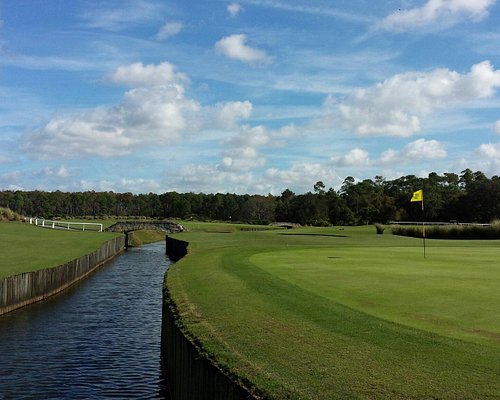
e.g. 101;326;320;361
422;200;426;259
410;190;426;259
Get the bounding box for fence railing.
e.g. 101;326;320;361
28;218;103;232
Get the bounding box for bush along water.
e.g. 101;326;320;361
392;221;500;239
0;207;24;222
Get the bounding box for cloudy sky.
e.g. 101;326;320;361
1;0;500;194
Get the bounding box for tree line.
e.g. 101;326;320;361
1;169;499;225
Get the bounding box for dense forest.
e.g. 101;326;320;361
1;169;499;225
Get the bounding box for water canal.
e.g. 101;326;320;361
0;242;171;399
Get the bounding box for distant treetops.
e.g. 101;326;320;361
1;169;499;225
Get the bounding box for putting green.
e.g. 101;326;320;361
252;245;500;347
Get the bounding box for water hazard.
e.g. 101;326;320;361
0;242;171;399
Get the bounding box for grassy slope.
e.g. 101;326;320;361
128;229;167;247
0;221;122;278
167;223;500;399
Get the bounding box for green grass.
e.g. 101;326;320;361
0;221;122;278
167;223;500;399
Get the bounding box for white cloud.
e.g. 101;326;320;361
378;0;496;32
41;166;72;179
1;170;22;181
219;125;271;171
218;123;298;169
224;125;271;148
331;148;370;167
456;61;500;99
320;61;500;137
329;139;446;168
0;170;24;191
174;164;257;193
478;143;500;158
227;3;242;16
494;120;500;134
243;1;373;24
380;139;447;164
265;163;339;189
79;178;162;194
23;62;200;158
107;62;187;86
173;161;341;195
81;0;164;31
272;124;300;139
24;113;134;158
156;21;183;40
214;101;253;129
458;146;500;177
169;159;342;195
222;147;266;171
0;53;108;72
215;34;273;64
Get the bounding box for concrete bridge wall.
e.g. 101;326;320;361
106;221;184;234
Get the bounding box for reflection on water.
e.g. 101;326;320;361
0;242;171;399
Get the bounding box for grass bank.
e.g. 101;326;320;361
127;229;167;247
166;222;500;399
0;221;122;278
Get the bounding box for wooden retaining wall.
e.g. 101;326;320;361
0;236;126;315
163;236;263;400
165;235;189;261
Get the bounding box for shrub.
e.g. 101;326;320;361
313;218;331;227
392;223;500;240
391;225;421;238
374;223;386;234
0;207;24;221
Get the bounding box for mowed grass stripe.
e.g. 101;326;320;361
167;225;500;399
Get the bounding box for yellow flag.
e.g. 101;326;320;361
411;189;423;202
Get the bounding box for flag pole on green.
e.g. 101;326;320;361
410;189;426;258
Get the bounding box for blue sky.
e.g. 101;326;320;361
1;0;500;194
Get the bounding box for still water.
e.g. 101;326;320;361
0;242;171;399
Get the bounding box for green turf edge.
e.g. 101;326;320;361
165;224;500;399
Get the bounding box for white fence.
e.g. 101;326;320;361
29;218;103;232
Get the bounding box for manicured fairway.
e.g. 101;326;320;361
0;221;122;278
167;223;500;399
